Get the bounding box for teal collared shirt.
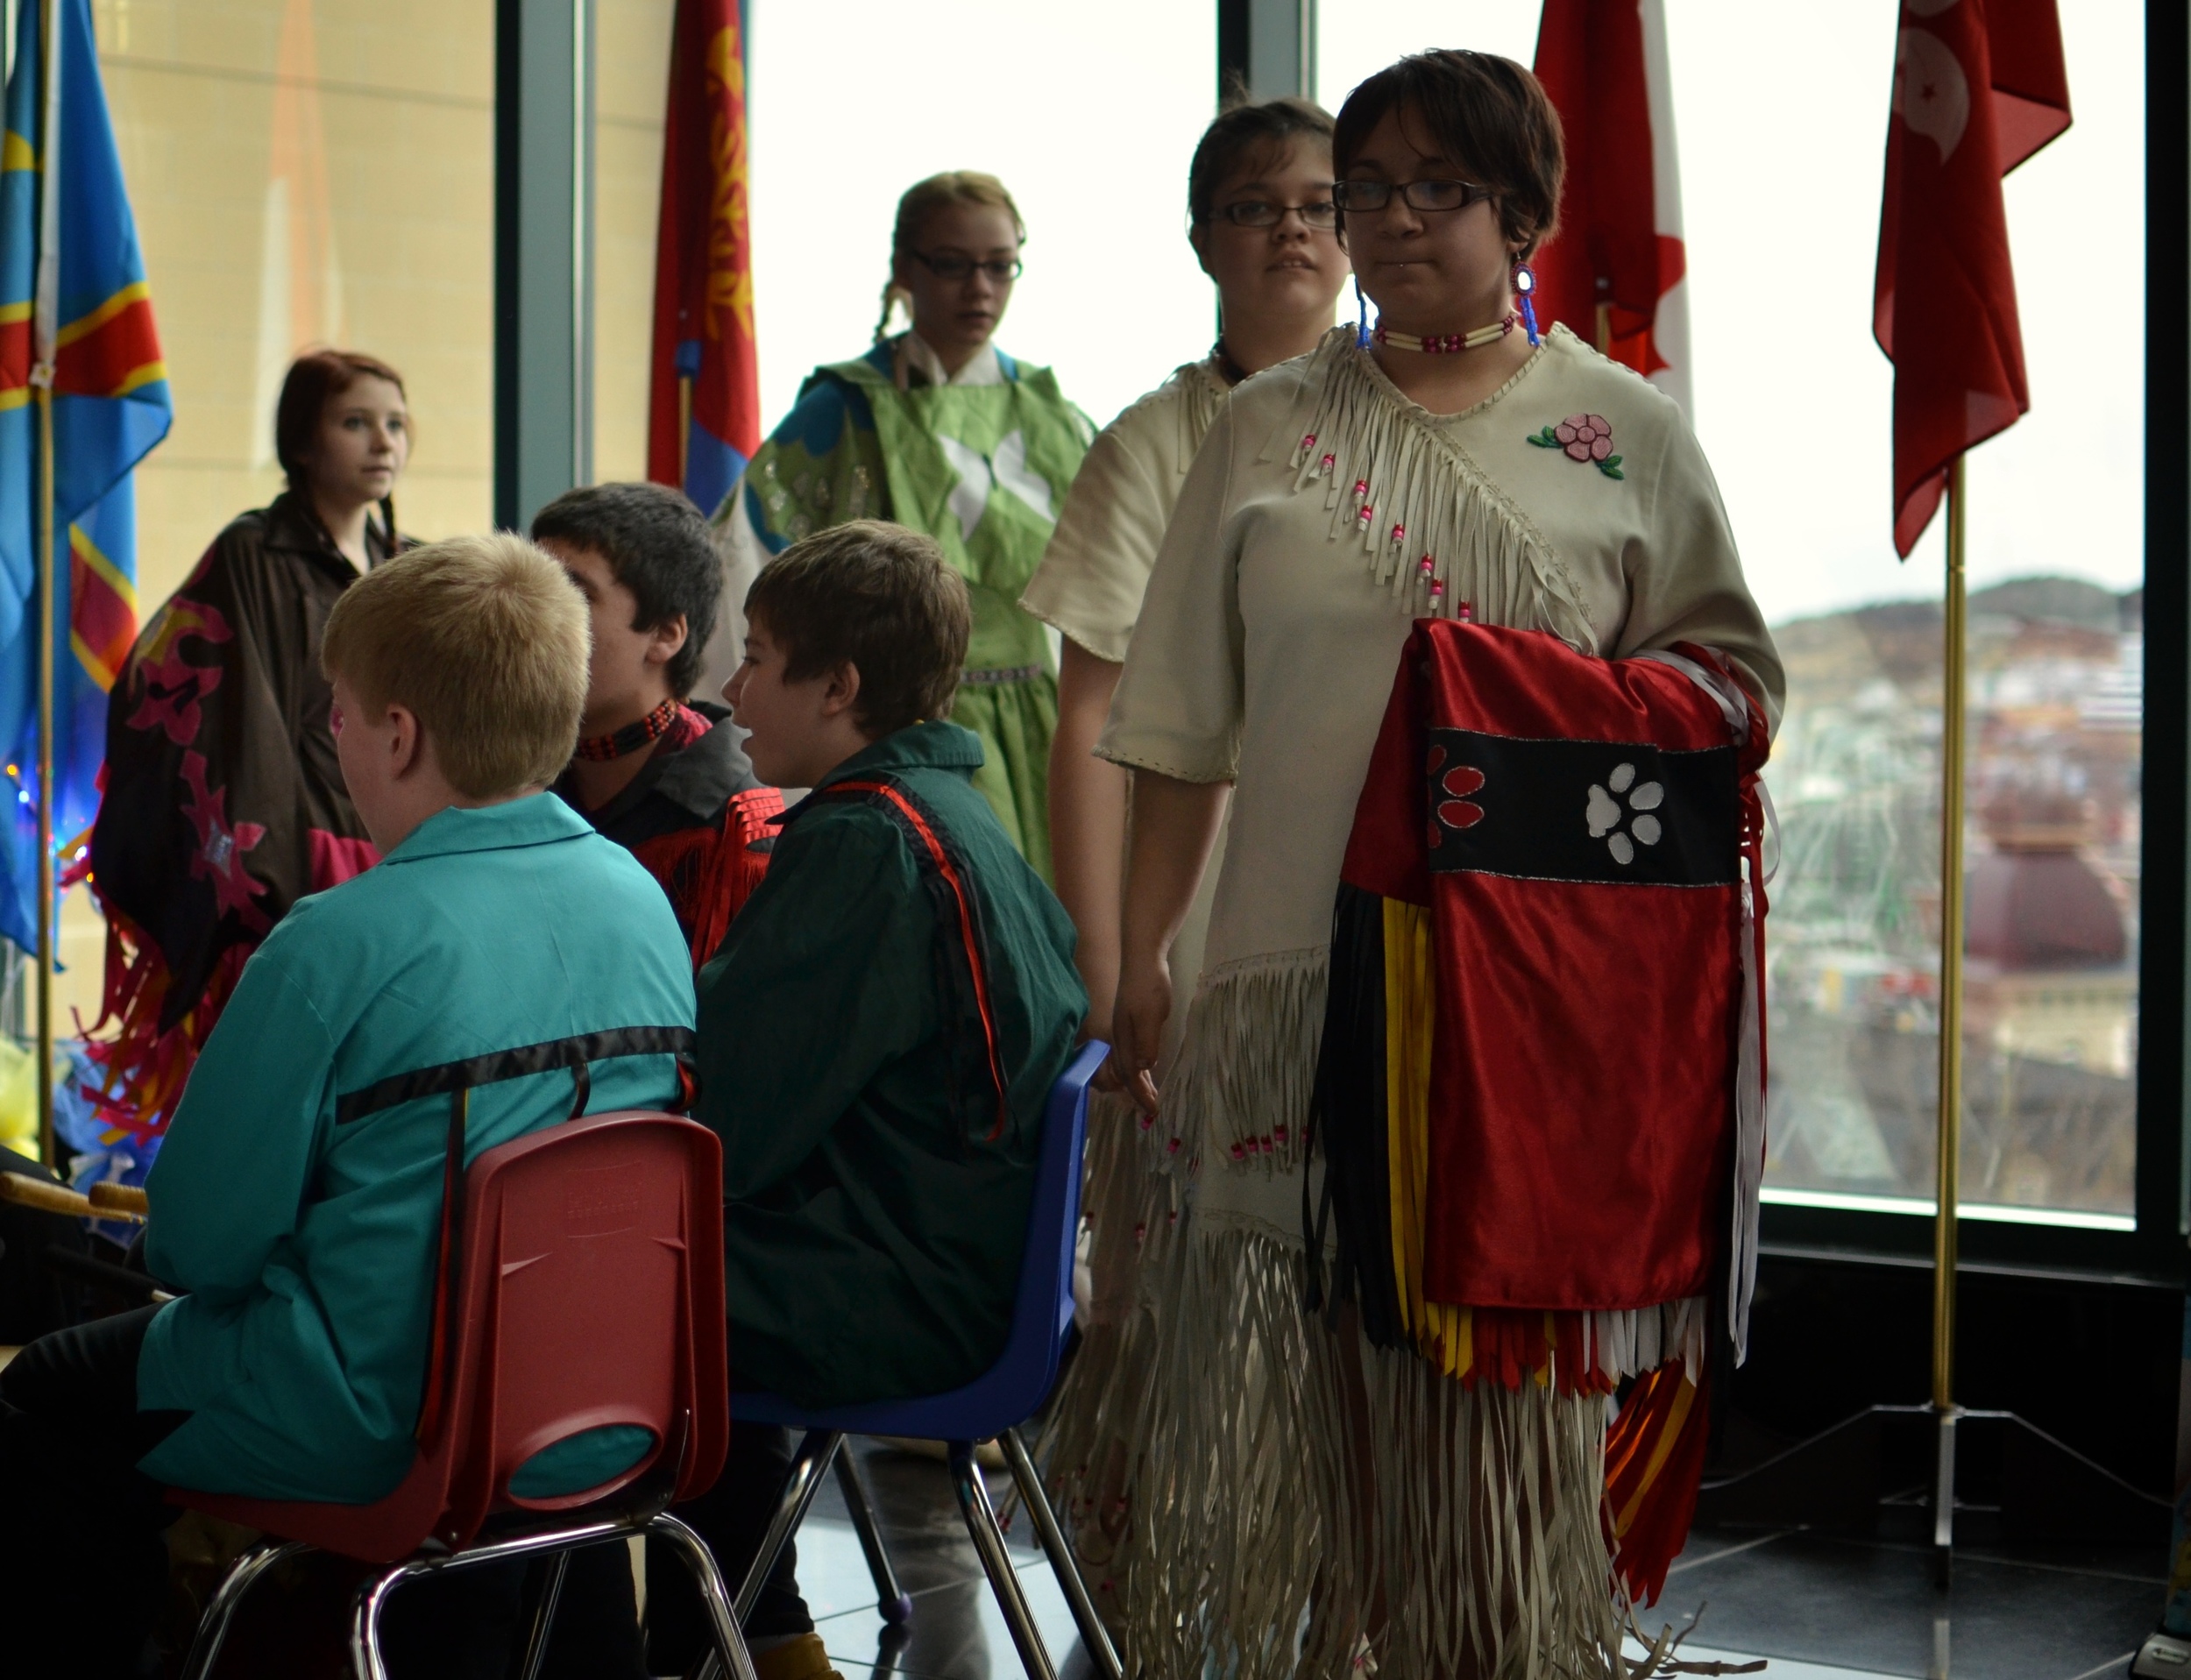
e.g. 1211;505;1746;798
138;794;696;1502
698;721;1085;1407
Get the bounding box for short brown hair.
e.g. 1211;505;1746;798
745;521;969;738
321;534;589;798
1189;95;1335;227
1333;51;1564;256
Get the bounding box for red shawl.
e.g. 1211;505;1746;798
1312;621;1769;1601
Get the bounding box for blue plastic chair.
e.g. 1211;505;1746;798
718;1040;1119;1680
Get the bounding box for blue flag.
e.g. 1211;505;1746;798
0;0;173;952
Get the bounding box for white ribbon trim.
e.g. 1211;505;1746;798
1632;646;1769;1365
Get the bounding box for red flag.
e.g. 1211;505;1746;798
646;0;761;517
1532;0;1691;410
1875;0;2070;556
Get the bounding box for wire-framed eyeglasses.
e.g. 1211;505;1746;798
909;251;1024;283
1330;179;1498;215
1216;198;1339;230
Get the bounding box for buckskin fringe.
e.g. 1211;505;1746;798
1032;1088;1182;1632
1153;947;1329;1174
1273;326;1598;653
1176;358;1230;468
1121;1215;1626;1680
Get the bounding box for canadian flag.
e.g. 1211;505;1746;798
1875;0;2071;556
1532;0;1691;414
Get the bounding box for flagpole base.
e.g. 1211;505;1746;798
1931;1402;1960;1589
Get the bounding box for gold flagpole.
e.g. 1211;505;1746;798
1930;453;1968;1586
678;372;692;489
30;0;60;1172
32;385;54;1172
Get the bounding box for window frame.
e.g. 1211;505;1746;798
1760;0;2187;1286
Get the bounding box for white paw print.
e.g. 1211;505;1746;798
1585;762;1663;865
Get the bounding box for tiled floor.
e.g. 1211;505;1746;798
799;1441;2163;1680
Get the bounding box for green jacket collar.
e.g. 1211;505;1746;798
784;721;985;825
381;791;593;865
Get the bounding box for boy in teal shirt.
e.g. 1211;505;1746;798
654;520;1083;1680
0;535;696;1677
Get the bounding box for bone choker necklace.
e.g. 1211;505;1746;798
1372;313;1517;354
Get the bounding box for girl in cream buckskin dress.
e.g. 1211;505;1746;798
1017;95;1351;1633
1101;53;1783;1679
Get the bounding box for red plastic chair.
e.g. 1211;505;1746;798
170;1109;756;1680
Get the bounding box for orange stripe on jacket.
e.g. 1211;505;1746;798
827;778;1013;1143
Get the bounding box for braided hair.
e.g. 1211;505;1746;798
873;171;1027;344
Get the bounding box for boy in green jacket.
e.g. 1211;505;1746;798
656;520;1083;1680
0;535;697;1678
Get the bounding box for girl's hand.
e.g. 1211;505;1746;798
1106;957;1173;1116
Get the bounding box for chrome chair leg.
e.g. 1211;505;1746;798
1000;1427;1121;1680
950;1438;1057;1680
649;1510;763;1680
514;1550;572;1680
835;1442;914;1624
734;1428;843;1624
177;1538;309;1680
348;1562;408;1680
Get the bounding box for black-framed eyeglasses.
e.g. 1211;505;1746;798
1330;178;1498;215
1217;198;1339;230
910;251;1024;283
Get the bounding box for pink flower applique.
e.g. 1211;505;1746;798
1527;413;1624;479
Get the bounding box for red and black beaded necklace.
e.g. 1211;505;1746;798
573;696;681;762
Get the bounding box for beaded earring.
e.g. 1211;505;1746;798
1513;256;1542;347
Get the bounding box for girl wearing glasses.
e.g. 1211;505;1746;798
710;171;1090;878
1098;52;1783;1678
1015;92;1348;1633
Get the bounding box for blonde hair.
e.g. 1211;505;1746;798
874;170;1026;343
321;533;589;798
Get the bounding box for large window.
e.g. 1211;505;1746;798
588;0;1223;478
1322;0;2145;1230
741;0;1216;443
593;0;676;484
589;0;1223;485
35;0;494;1026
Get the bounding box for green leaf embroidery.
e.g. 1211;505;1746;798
1599;460;1625;480
1526;425;1561;448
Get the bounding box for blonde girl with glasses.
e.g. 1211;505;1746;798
709;173;1092;879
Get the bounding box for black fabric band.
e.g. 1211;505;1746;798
335;1024;697;1126
1308;883;1407;1347
1425;727;1740;888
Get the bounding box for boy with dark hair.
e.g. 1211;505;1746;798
650;519;1085;1680
535;481;784;964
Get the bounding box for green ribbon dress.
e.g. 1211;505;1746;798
726;337;1093;879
